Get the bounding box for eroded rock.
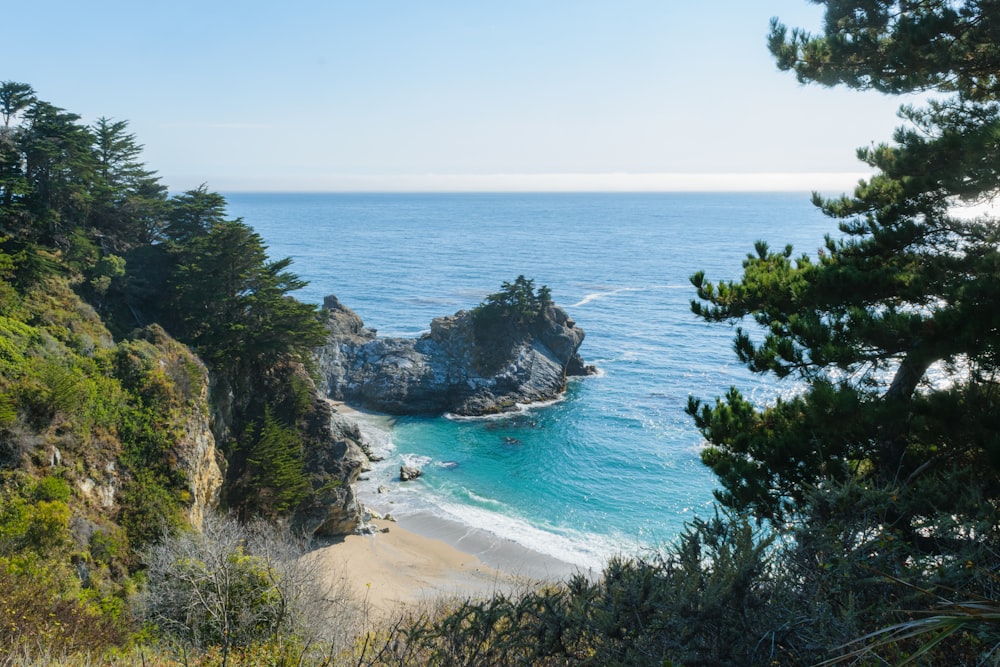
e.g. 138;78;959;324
314;295;593;416
400;465;422;482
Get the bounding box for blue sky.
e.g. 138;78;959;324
9;1;918;192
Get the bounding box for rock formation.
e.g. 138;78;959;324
315;294;594;416
222;360;368;537
292;402;368;536
399;465;422;481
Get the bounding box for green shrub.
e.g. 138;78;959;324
35;475;71;502
144;514;357;666
0;564;127;657
117;471;185;550
385;510;783;666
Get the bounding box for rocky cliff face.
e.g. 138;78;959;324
34;320;225;533
315;295;593;416
130;325;224;531
294;408;367;536
210;359;367;537
287;368;368;537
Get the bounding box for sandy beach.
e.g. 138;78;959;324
309;517;526;615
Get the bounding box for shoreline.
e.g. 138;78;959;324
320;401;599;614
309;518;530;615
388;508;591;582
333;399;597;579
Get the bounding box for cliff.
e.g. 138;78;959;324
0;269;365;567
315;294;594;416
286;368;368;537
0;275;225;549
125;325;223;532
207;359;366;537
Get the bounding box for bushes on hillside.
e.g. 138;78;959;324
143;514;357;667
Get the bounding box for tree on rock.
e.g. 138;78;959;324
471;275;554;372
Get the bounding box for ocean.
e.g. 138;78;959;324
224;192;831;574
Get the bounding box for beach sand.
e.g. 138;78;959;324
309;518;524;615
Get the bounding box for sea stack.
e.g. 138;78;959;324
314;293;594;416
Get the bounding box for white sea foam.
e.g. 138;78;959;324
570;284;687;308
443;395;566;422
428;498;633;572
570;286;644;308
346;413;398;465
461;487;504;507
400;453;433;468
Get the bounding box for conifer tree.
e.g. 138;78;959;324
90;118;166;249
18;101;96;244
0;82;35;130
164;185;227;243
689;0;1000;564
168;217;326;375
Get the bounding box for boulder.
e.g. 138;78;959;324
400;465;422;482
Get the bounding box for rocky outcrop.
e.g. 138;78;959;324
132;325;224;530
229;361;367;537
399;465;422;482
315;294;594;416
64;324;224;531
292;397;368;537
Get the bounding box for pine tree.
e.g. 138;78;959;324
689;0;1000;562
90;118;166;249
168;217;326;375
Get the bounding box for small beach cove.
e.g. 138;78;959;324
319;400;587;613
224;193;833;580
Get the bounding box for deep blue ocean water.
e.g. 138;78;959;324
224;192;832;570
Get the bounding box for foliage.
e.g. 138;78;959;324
164;184;227;243
687;1;1000;661
236;408;310;518
143;514;357;667
470;275;553;372
0;80;348;664
0;566;127;658
351;512;782;666
0;472;128;658
0;81;35;130
90;117;167;250
768;1;1000;99
474;275;552;328
167;218;326;377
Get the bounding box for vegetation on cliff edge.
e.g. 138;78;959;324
3;0;1000;664
0;80;339;660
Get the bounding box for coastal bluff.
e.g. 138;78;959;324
314;294;594;416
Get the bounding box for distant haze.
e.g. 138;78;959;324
11;1;917;193
212;172;873;194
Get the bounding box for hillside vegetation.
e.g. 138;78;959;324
3;1;1000;664
0;81;360;662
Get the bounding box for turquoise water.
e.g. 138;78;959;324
225;192;831;569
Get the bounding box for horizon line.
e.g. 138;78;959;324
194;171;873;194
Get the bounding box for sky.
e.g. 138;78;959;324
9;1;922;192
